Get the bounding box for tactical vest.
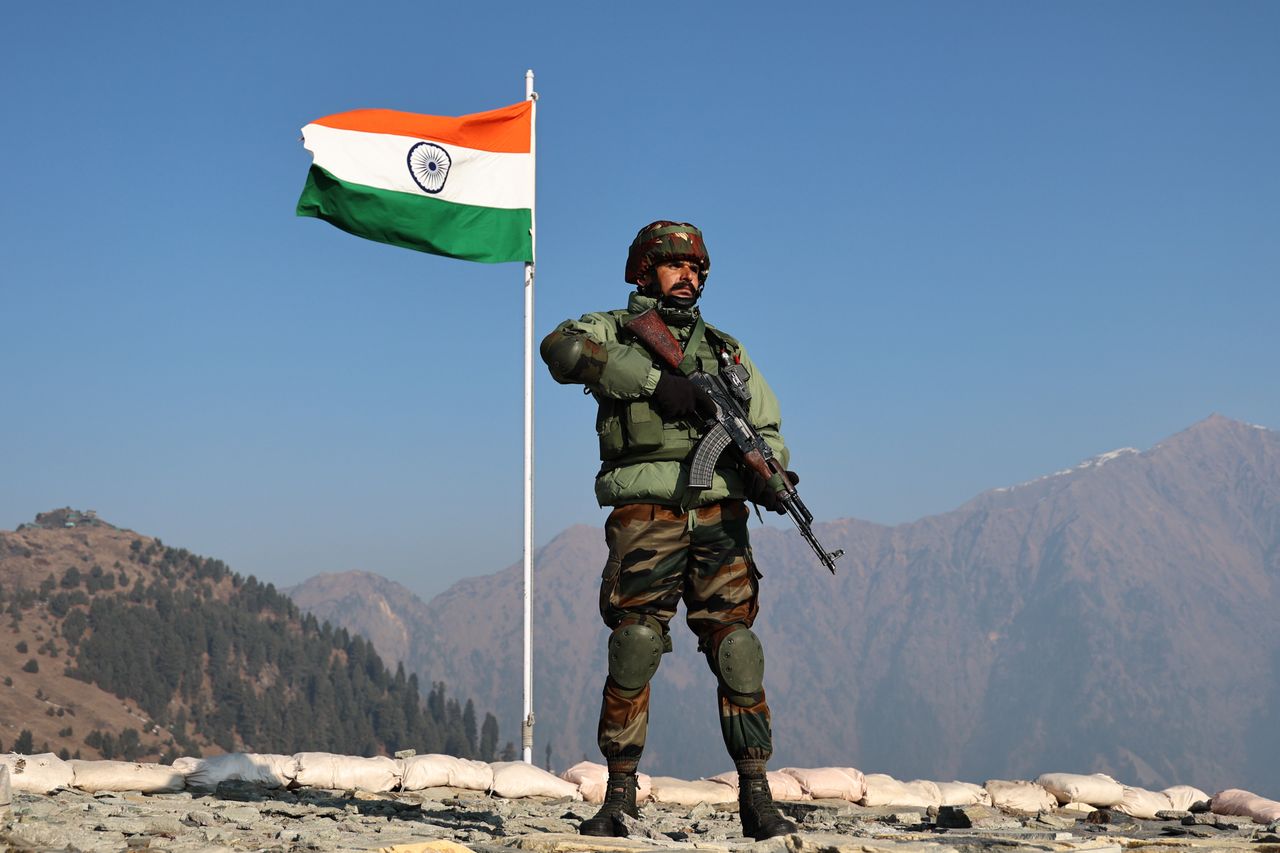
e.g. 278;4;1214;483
594;309;741;465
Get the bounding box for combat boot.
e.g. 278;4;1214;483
579;762;639;837
736;759;798;840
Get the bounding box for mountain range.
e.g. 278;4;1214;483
288;414;1280;793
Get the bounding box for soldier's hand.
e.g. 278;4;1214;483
650;372;716;420
745;470;799;514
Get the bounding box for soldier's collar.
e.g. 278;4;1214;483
627;291;701;327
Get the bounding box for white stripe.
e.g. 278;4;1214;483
302;123;533;210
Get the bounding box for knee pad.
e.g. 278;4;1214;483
712;625;765;706
607;617;664;691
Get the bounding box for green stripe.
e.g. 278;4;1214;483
296;165;532;263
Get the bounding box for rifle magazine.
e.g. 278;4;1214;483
687;423;734;490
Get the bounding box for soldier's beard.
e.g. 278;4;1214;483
660;290;700;310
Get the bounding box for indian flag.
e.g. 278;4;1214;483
297;101;533;263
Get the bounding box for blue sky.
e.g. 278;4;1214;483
3;2;1276;602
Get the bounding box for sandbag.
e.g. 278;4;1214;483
985;779;1057;813
1211;789;1280;824
69;760;184;793
706;772;736;790
780;767;866;802
705;770;807;801
1163;785;1211;812
292;752;400;792
173;753;295;789
171;756;200;775
1114;786;1174;819
861;774;941;808
488;761;581;800
765;771;806;801
936;781;991;806
401;754;493;792
1060;801;1097;814
2;753;73;794
1035;772;1124;807
558;761;653;803
650;776;738;806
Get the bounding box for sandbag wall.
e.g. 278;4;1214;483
1;752;579;799
4;751;1279;825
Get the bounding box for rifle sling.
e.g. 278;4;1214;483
677;316;706;377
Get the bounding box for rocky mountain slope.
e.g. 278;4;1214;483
284;570;428;677
288;415;1280;793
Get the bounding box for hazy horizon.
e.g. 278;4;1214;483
8;414;1271;605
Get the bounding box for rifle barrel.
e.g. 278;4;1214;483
784;498;842;574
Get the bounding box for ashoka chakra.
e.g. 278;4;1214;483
407;142;452;194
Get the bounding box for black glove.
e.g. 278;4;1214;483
650;372;716;420
745;470;799;514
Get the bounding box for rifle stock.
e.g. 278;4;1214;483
623;309;685;371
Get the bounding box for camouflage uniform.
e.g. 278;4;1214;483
543;221;799;840
598;500;773;762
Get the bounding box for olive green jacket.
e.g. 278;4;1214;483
548;292;789;508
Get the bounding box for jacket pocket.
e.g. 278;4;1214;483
597;403;624;460
625;401;664;451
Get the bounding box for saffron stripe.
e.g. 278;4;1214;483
309;101;531;153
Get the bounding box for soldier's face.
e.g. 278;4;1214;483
649;260;702;301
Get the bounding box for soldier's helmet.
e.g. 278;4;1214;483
624;221;710;286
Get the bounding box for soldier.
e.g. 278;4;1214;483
540;221;800;840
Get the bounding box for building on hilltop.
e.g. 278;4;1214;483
18;508;117;531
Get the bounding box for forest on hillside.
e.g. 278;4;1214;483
1;533;505;763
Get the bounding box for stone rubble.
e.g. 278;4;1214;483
4;783;1280;853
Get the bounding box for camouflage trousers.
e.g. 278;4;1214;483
596;500;773;763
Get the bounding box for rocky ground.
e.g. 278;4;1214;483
3;783;1280;853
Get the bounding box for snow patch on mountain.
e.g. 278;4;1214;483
991;447;1140;494
1079;447;1140;468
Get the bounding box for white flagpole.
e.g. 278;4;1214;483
521;69;537;765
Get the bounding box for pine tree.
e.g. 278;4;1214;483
480;713;499;762
120;728;142;761
462;699;478;756
14;729;34;754
427;682;447;722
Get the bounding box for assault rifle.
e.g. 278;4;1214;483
624;309;844;574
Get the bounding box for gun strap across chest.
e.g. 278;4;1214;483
676;316;707;377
